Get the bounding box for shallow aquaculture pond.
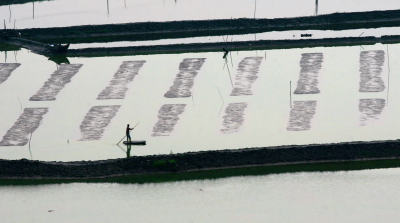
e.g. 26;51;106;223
1;42;400;161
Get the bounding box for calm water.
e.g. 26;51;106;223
2;167;400;222
1;42;400;161
2;0;400;28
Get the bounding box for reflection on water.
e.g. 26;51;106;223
230;57;262;96
29;64;82;101
164;58;206;98
294;53;323;94
0;107;48;146
47;55;70;65
97;60;146;100
79;105;121;141
287;101;317;131
359;50;385;92
221;102;247;134
152;104;186;136
0;63;20;85
359;98;386;126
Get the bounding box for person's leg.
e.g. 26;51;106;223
127;133;131;142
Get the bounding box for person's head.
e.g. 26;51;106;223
127;124;130;127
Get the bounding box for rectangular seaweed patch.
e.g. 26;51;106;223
287;101;317;131
164;58;206;98
97;60;146;100
0;63;20;86
0;108;48;146
152;104;186;136
294;53;323;94
359;98;385;126
230;57;263;96
29;64;83;101
220;102;247;134
79;105;121;141
359;50;385;92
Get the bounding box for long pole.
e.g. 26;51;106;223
117;122;140;145
290;81;292;108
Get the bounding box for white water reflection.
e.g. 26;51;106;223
2;0;400;29
0;42;398;161
2;168;400;222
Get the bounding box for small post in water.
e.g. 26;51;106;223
290;81;292;108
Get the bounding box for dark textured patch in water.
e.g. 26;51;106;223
230;57;263;96
0;108;48;146
359;50;385;92
29;64;83;101
359;98;385;126
220;102;247;134
79;105;121;141
164;58;206;98
287;101;317;131
294;53;323;94
97;61;146;100
0;63;20;86
152;104;186;136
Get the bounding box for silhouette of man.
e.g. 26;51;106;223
126;124;133;142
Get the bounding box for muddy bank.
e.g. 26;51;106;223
1;139;400;179
14;9;400;44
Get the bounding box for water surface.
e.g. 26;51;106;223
2;167;400;222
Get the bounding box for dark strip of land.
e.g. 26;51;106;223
0;0;50;7
1;139;400;180
11;9;400;44
61;35;400;57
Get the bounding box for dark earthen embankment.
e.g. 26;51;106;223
1;140;400;179
62;35;400;57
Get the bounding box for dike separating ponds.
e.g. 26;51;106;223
1;139;400;179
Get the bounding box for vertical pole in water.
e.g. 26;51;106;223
9;5;11;23
29;132;33;160
124;0;126;8
290;81;292;108
33;2;34;19
315;0;318;16
254;0;257;18
107;0;109;16
387;44;391;106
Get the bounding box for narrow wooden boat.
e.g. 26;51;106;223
123;140;146;145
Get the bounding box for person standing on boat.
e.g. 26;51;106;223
126;124;133;142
